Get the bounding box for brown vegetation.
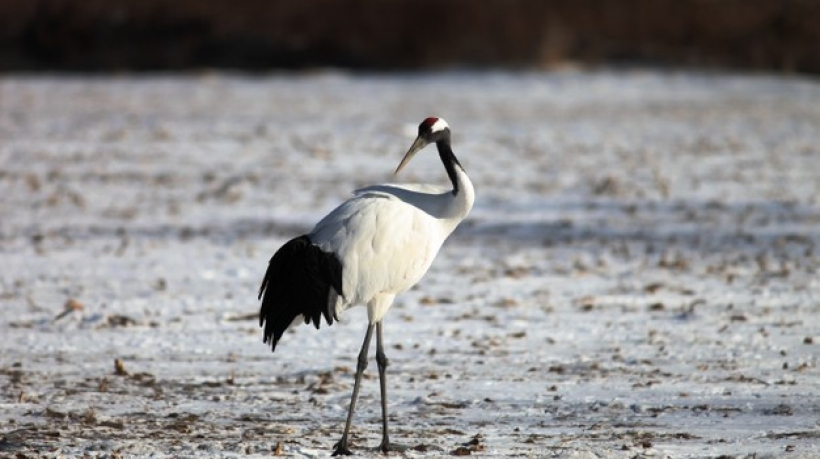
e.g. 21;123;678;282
0;0;817;73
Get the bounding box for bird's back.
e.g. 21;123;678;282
310;188;451;322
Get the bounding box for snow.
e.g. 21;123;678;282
1;70;819;458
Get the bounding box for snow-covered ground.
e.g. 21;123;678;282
1;70;819;458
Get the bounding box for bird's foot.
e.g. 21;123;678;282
379;440;409;454
332;438;353;456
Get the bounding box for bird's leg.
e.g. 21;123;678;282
375;321;390;453
333;323;374;456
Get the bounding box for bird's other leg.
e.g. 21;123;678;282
333;323;374;456
375;321;390;454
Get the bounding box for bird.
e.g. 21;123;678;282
258;117;474;455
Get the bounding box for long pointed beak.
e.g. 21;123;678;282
395;136;427;175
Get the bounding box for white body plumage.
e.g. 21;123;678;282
311;177;474;323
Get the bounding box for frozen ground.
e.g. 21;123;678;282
1;70;819;458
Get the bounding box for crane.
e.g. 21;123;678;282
258;117;474;455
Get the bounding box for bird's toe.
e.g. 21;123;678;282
380;441;409;454
332;441;353;456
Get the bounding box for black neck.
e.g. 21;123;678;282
436;139;463;196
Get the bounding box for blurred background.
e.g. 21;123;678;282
3;2;820;457
0;0;818;74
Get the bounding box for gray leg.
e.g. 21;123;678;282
333;323;374;456
375;321;390;453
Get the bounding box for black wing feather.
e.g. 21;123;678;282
258;235;343;352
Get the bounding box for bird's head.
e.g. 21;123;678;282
395;117;450;174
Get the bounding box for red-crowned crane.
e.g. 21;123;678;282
258;117;474;455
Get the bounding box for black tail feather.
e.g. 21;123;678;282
258;235;343;352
